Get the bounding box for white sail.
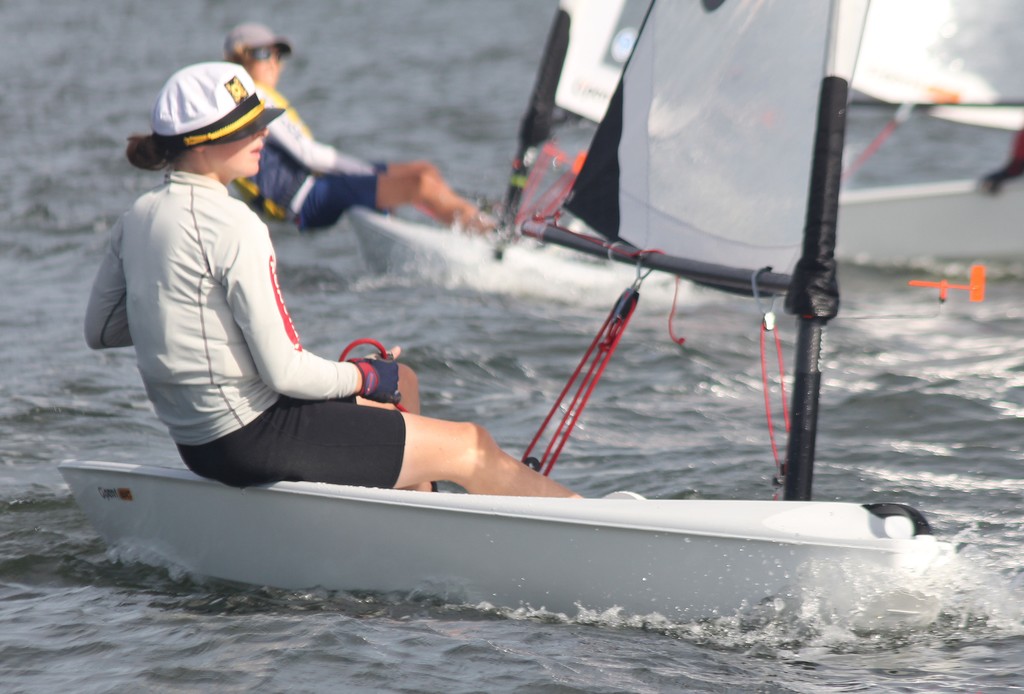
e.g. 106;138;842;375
554;0;647;123
853;0;1024;130
568;1;866;276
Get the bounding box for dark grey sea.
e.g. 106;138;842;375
1;1;1022;691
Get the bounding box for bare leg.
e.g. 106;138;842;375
375;161;492;232
394;363;419;414
394;413;580;498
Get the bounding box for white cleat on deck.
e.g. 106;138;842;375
602;491;646;500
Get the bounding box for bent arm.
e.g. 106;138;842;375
266;110;376;176
219;225;363;399
84;221;132;349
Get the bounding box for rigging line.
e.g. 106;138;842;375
760;317;790;500
532;218;668;265
750;267;774;315
522;286;641;476
752;266;789;495
842;102;915;181
759;316;790;431
773;322;790;431
667;276;686;347
760;323;783;481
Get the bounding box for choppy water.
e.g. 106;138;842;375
2;0;1023;692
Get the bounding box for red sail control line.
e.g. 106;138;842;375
759;313;790;499
523;287;640;476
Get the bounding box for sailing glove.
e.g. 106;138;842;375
350;358;402;404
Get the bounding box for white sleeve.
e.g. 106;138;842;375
266;113;376;176
84;218;132;349
215;219;364;399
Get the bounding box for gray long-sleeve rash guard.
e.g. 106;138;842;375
85;171;363;445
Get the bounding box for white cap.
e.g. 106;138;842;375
150;61;283;151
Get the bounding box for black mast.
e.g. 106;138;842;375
526;5;847;504
501;8;571;227
781;75;847;501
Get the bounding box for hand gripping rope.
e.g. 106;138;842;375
338;338;408;412
522;276;644;476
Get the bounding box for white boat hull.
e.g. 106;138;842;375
346;206;643;291
347;206;475;273
838;179;1024;262
351;180;1024;272
61;460;953;625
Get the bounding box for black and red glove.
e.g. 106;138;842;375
349;358;401;404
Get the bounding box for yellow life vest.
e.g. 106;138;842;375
233;178;292;221
232;83;312;221
258;83;313;138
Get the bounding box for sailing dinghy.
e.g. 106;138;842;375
839;177;1024;261
62;0;955;626
353;0;1024;268
349;0;648;278
838;0;1024;261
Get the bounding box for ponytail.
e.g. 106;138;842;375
125;134;174;171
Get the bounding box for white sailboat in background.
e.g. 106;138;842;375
351;0;1024;270
348;0;649;285
838;0;1024;262
61;0;956;627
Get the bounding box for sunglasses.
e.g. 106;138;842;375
247;46;283;61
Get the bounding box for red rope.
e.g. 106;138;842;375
526;218;664;264
667;276;687;347
522;221;792;497
523;287;640;475
338;338;390;362
842;102;914;181
759;317;789;497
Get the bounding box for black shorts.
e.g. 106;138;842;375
177;396;406;488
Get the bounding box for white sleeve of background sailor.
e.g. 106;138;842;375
265;106;376;176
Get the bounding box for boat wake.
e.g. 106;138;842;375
85;514;1022;658
345;208;691;309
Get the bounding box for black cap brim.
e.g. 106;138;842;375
217;106;285;144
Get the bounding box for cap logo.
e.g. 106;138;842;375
224;76;249;104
